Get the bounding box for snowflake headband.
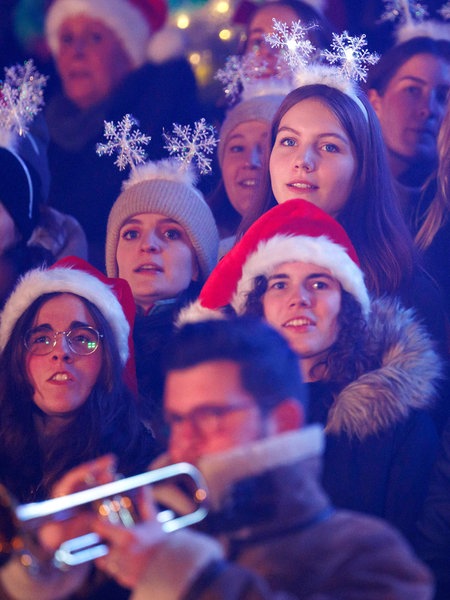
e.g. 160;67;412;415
96;114;218;188
215;18;324;105
0;59;47;149
0;59;47;224
379;0;450;43
262;19;380;119
215;51;294;105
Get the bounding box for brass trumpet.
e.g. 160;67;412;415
0;462;208;570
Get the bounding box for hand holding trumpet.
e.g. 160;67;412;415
39;455;119;556
40;455;168;589
0;456;208;577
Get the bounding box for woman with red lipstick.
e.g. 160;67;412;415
0;260;157;508
241;83;449;361
105;159;219;445
181;198;442;546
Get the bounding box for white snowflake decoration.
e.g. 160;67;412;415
321;32;379;83
163;118;218;175
96;114;151;171
0;59;47;137
439;2;450;19
265;18;317;70
215;53;269;103
379;0;429;24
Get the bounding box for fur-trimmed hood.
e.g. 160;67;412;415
326;296;443;440
151;426;325;515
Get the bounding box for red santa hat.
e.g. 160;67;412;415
0;256;138;392
180;199;370;322
46;0;167;68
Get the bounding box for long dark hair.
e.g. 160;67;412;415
207;179;242;239
0;292;156;502
244;277;376;390
366;37;450;96
239;84;416;296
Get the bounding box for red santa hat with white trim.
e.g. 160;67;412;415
0;256;138;392
46;0;167;68
179;199;370;323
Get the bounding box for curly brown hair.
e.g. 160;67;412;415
244;276;376;391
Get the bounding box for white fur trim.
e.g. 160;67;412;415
302;0;327;13
199;425;324;510
176;301;226;326
0;267;130;364
293;64;369;121
45;0;151;68
123;159;199;192
147;26;186;63
241;77;293;102
0;129;16;151
232;234;370;316
396;21;450;44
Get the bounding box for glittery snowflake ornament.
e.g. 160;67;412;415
322;32;379;82
379;0;429;24
163;118;218;175
0;59;47;137
96;114;151;171
440;2;450;19
265;18;317;70
379;0;450;42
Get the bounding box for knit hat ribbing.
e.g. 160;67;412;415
218;95;284;168
45;0;168;68
180;199;370;322
105;161;219;282
0;258;131;365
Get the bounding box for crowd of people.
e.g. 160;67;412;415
0;0;450;598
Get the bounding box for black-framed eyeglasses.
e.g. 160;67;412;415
165;403;255;437
24;326;103;356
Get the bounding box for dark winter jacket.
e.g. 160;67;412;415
307;296;442;544
133;285;202;448
138;426;434;599
417;416;450;600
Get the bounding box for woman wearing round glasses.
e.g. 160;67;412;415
0;258;158;507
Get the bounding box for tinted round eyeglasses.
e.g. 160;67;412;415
165;403;255;437
24;326;103;356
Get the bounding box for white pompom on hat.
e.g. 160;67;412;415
0;257;131;366
45;0;168;68
179;199;370;323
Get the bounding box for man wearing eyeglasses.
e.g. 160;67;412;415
162;317;305;467
93;317;431;599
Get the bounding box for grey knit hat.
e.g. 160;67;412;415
218;94;285;168
106;159;219;281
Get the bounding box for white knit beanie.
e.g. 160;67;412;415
105;160;219;281
218;95;284;168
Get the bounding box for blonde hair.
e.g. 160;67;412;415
415;102;450;251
